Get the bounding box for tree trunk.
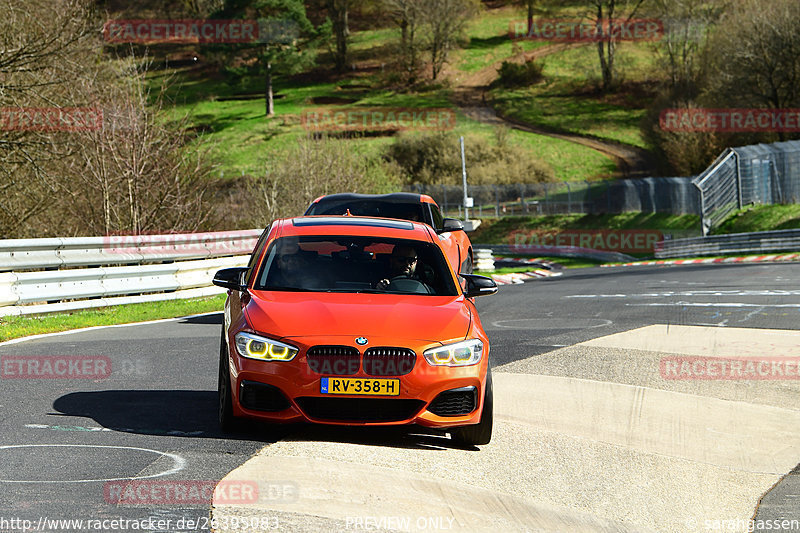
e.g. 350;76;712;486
527;0;534;36
265;61;274;117
330;0;349;71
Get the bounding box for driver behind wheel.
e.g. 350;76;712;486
375;245;432;293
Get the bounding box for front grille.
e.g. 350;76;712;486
428;387;477;417
363;347;416;376
239;381;290;412
307;346;360;375
296;397;425;422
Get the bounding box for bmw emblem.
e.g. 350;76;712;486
355;337;368;346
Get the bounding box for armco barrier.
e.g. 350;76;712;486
0;230;263;317
0;256;249;317
0;229;262;271
655;229;800;259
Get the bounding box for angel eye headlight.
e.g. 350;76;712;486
423;339;484;367
234;332;298;361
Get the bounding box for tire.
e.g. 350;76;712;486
451;366;493;446
218;327;241;433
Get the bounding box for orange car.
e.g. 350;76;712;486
304;193;475;274
212;215;498;445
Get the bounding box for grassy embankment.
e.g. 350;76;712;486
157;4;621;182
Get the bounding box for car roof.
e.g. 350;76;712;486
274;215;436;242
310;192;437;205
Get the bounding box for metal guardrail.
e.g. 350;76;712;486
0;230;263;317
655;229;800;259
0;229;262;272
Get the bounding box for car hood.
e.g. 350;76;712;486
245;291;472;343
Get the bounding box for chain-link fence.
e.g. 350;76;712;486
693;140;800;235
406;178;700;218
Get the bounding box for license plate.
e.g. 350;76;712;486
320;377;400;396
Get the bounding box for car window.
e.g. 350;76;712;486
429;203;444;230
245;228;270;286
254;236;458;296
308;200;426;224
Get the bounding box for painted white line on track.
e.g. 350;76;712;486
568;290;800;298
0;444;185;483
627;302;800;308
491;318;613;330
0;311;223;347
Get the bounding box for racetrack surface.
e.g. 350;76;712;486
1;262;798;532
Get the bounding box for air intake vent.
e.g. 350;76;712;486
363;347;416;376
307;346;360;375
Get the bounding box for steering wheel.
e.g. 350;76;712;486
387;276;432;294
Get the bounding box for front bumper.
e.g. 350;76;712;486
227;335;488;427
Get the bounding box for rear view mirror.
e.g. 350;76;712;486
213;267;248;291
440;218;464;233
460;274;498;298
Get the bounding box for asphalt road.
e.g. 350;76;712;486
0;262;798;533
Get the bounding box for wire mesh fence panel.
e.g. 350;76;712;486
692;140;800;234
406;178;699;218
735;141;800;206
692;149;738;235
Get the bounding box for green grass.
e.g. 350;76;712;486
489;256;601;271
0;295;226;342
713;205;800;234
470;213;702;244
490;43;656;149
455;7;549;73
148;2;663;182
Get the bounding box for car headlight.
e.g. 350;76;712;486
234;332;298;361
423;339;484;367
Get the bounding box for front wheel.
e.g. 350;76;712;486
218;327;241;433
451;366;493;446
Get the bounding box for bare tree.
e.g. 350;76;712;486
587;0;647;91
702;0;800;131
382;0;425;82
419;0;479;80
0;0;96;237
247;136;400;224
61;60;218;235
651;0;726;97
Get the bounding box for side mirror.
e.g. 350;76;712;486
460;274;498;298
213;267;248;291
439;218;464;233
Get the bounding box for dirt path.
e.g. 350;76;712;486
447;43;656;178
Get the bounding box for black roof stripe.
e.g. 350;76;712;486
292;217;415;230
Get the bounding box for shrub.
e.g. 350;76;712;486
496;60;544;88
384;129;554;185
241;136;402;226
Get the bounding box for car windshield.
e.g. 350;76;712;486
254;236;458;296
306;199;426;223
